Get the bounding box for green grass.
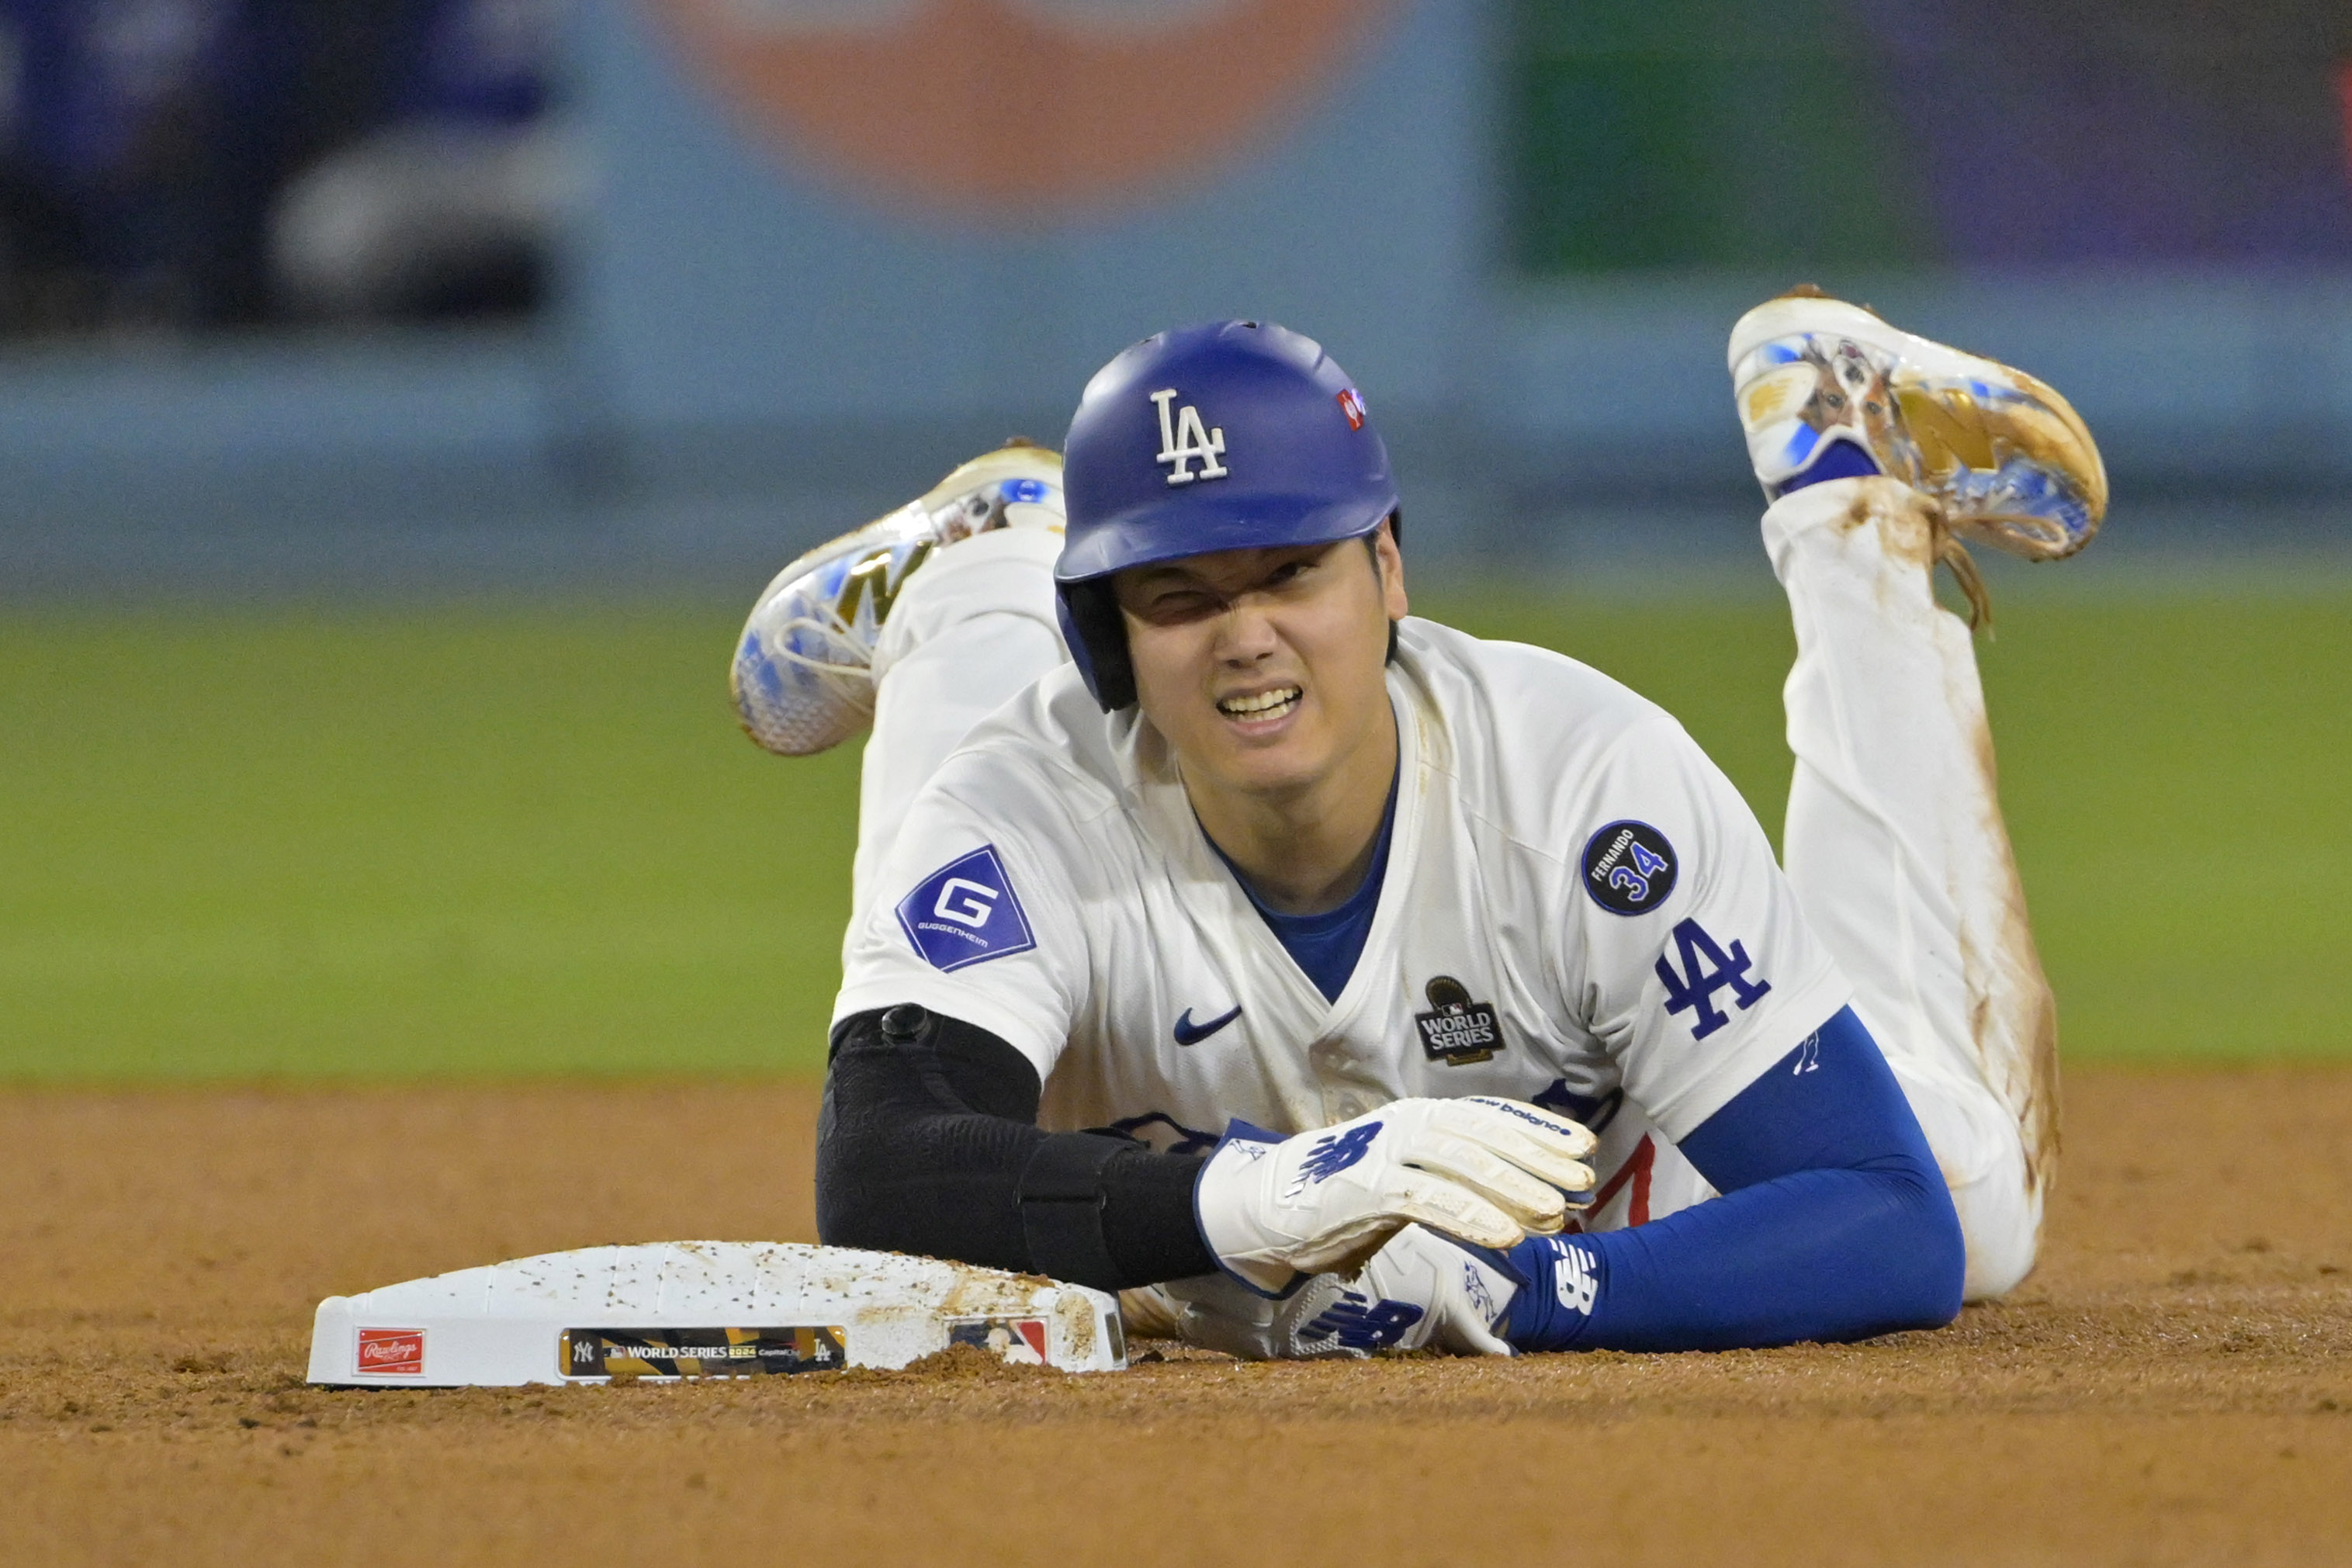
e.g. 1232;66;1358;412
2;590;2347;1081
0;608;861;1080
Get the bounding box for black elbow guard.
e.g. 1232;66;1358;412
818;1006;1213;1290
1016;1130;1145;1289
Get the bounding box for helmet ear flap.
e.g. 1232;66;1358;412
1378;509;1403;666
1055;580;1135;712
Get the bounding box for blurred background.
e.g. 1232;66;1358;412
2;0;2348;1080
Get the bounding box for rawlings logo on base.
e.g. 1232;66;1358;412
355;1328;424;1376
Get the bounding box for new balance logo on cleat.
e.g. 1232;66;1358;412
1150;388;1228;486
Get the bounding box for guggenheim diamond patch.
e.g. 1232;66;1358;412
895;845;1037;972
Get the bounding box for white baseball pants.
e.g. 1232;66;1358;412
1762;476;2052;1299
845;525;1069;947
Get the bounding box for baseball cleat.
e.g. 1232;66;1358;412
1728;286;2108;562
731;441;1065;756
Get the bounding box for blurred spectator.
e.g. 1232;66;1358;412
272;0;577;324
0;0;567;340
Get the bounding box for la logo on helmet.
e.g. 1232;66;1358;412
1151;389;1228;486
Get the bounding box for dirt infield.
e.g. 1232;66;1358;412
4;1068;2348;1566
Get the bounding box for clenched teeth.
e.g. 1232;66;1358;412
1218;686;1301;718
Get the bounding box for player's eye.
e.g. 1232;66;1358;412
1145;589;1221;621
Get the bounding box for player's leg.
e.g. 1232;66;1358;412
1765;476;2051;1297
1729;290;2107;1300
852;527;1065;921
729;442;1069;927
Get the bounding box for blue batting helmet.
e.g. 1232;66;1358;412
1054;320;1400;710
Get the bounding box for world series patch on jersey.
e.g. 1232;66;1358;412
833;619;1853;1231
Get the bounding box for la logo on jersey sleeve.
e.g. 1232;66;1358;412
895;846;1037;972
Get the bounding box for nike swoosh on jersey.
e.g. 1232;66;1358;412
1172;1004;1244;1047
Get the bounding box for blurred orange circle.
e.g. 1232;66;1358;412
640;0;1401;218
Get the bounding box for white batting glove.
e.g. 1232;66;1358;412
1192;1097;1596;1296
1133;1225;1528;1361
1128;1272;1370;1361
1349;1223;1526;1355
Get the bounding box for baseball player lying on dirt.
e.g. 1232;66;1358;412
729;292;2101;1357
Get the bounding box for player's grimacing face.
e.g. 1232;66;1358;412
1113;526;1408;799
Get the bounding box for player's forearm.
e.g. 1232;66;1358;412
1503;1158;1962;1352
1504;1007;1964;1352
816;1006;1216;1290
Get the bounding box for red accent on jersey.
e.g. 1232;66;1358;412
1588;1134;1657;1227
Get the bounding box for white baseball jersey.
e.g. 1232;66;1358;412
833;617;1852;1177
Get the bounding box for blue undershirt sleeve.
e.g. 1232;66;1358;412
1501;1006;1965;1352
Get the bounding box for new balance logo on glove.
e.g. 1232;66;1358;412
1301;1291;1425;1352
1281;1123;1384;1201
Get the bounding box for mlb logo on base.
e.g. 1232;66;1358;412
948;1317;1049;1366
356;1327;425;1376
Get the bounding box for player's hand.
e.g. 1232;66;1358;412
1349;1222;1526;1355
1128;1272;1373;1361
1137;1224;1529;1360
1191;1097;1597;1296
